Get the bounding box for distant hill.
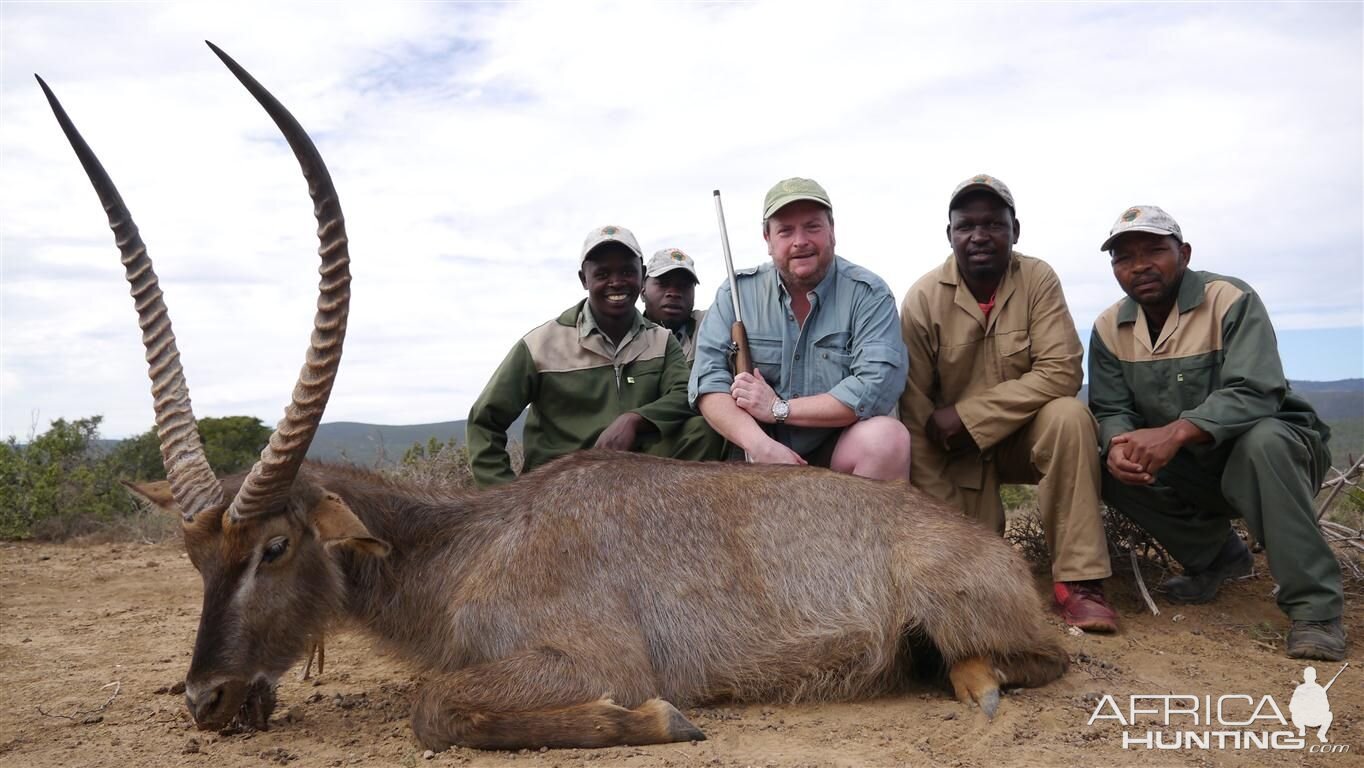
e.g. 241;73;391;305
306;413;525;466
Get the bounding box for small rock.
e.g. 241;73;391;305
39;555;51;561
539;746;548;753
284;706;305;723
942;711;958;721
1191;628;1203;635
423;750;435;760
81;715;103;725
170;681;187;695
183;738;201;754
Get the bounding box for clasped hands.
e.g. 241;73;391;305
1106;419;1207;485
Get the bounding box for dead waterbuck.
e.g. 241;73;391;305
39;43;1069;752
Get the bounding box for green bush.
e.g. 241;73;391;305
0;417;129;539
1;414;274;541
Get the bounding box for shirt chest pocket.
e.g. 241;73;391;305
996;331;1032;381
811;330;853;392
1175;357;1219;411
748;336;785;389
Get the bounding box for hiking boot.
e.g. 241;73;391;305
1161;531;1252;604
1287;618;1348;662
1054;580;1119;633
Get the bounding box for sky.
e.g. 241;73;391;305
1;1;1361;440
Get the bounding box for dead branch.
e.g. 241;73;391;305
1129;548;1160;616
1316;453;1364;522
37;681;120;723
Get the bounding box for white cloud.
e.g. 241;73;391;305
2;1;1360;439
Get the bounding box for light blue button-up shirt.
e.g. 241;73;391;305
688;255;908;456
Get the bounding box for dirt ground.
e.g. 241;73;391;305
0;539;1358;768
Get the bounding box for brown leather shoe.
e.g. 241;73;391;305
1054;580;1119;633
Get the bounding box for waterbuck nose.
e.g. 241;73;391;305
184;681;227;728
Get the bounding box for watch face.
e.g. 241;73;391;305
772;399;790;422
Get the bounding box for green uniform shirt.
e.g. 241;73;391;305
468;301;695;488
1088;270;1329;456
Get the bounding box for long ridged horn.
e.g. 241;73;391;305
35;76;223;523
204;42;351;522
36;75;225;522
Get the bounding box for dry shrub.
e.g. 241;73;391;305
386;440;523;490
1006;506;1174;579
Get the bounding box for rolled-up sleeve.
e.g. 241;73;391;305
826;286;908;418
688;282;738;406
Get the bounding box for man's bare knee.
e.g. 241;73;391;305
832;417;911;480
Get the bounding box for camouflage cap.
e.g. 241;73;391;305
762;177;832;221
580;224;643;267
645;248;699;282
948;173;1015;213
1100;205;1183;252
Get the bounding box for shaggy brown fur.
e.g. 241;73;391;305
131;451;1068;751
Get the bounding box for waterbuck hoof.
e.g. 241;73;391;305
948;656;1001;720
661;702;706;742
978;688;1001;720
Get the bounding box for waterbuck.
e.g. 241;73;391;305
39;43;1070;752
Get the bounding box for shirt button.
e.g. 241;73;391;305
822;352;828;359
794;353;801;361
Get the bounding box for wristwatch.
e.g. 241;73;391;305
771;398;790;424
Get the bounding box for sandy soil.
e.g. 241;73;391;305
0;539;1358;768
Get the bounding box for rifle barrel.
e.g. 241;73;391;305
713;190;744;324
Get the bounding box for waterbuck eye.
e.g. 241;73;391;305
261;536;289;564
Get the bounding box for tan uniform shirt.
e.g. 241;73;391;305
899;252;1084;497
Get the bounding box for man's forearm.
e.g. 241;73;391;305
698;392;772;451
786;392;857;428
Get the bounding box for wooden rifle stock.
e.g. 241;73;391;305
731;321;753;376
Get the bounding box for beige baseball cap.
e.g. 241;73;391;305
646;248;699;282
762;177;832;220
1101;205;1183;251
949;173;1015;212
580;224;643;267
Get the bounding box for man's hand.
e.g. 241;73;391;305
746;437;808;466
731;369;780;423
925;405;978;453
594;412;646;451
1105;440;1153;485
1107;419;1210;483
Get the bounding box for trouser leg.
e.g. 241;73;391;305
1221;420;1340;621
650;415;729;462
1101;450;1236;572
958;463;1006;536
997;398;1111;582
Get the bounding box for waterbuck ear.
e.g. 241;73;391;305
311;490;390;557
122;480;181;517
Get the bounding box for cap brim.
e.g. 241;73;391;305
646;263;699;281
582;240;643;263
949;184;1014;211
1100;226;1181;252
763;193;831;220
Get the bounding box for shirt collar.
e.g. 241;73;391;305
1117;269;1205;325
776;255;841;304
577;300;644;342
